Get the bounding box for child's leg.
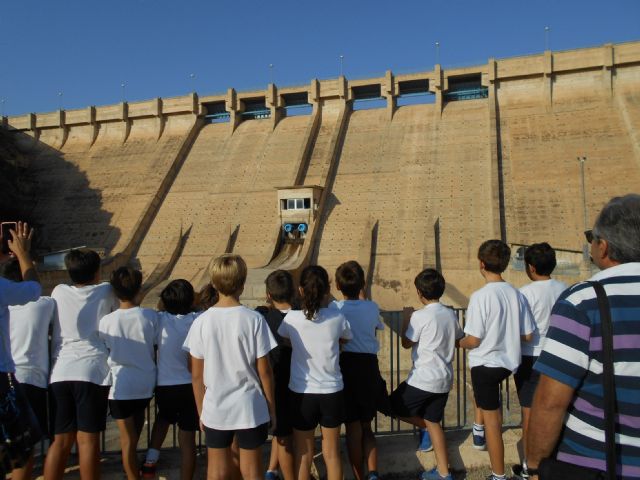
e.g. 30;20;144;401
207;447;233;480
178;429;197;480
11;452;35;480
230;436;242;480
276;435;295;480
239;446;263;480
362;421;377;474
424;420;449;477
116;416;143;480
293;429;315;480
320;426;343;480
482;407;505;475
76;431;102;480
345;420;365;480
43;432;76;480
267;436;279;472
147;416;170;461
521;406;531;462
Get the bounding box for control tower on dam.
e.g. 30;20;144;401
3;40;640;310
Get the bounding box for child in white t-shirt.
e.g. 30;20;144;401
99;266;158;480
390;268;463;480
184;255;276;480
142;279;200;480
459;240;535;480
1;258;54;480
45;249;119;480
330;260;384;480
277;265;352;480
513;243;567;478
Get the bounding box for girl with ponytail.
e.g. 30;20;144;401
277;265;352;480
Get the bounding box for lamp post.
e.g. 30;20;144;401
190;73;195;93
58;91;63;110
121;82;126;103
435;41;440;65
544;26;550;51
339;55;344;77
269;64;273;85
0;98;5;117
578;156;589;260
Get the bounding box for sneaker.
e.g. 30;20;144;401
367;471;380;480
265;471;280;480
141;462;157;478
420;467;453;480
417;428;433;452
472;432;486;451
512;464;530;479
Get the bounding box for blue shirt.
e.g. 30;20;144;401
329;300;383;354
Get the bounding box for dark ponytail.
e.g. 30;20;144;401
299;265;330;320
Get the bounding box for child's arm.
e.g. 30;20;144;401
459;335;481;349
190;356;205;430
256;355;276;431
401;307;415;349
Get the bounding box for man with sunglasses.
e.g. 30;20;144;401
526;194;640;479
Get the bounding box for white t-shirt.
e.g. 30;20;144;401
184;306;277;430
405;303;464;394
519;279;567;357
9;297;56;388
99;307;158;400
50;282;119;385
329;300;383;354
156;311;199;386
464;282;535;372
0;278;41;373
278;308;353;394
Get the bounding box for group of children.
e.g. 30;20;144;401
0;237;568;480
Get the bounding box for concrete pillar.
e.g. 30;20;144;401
58;109;69;149
543;50;553;110
154;97;166;140
266;83;281;130
337;75;348;100
602;43;614;97
431;64;443;118
487;58;506;241
88;106;98;146
121;101;131;143
226;88;240;134
383;70;397;121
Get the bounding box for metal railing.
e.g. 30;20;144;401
443;87;489;101
89;307;522;453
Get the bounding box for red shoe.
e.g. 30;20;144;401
141;462;157;478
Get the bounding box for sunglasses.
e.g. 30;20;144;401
584;230;594;243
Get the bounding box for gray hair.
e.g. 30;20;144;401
593;194;640;263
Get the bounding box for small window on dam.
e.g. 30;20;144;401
283;92;312;117
203;102;230;123
242;99;271;119
352;84;386;111
444;74;488;101
281;198;311;210
397;79;435;106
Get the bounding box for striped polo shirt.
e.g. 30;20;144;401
535;262;640;477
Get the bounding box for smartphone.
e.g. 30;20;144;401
1;222;17;254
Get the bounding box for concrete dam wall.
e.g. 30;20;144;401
3;41;640;310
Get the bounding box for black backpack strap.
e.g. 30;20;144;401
587;280;617;480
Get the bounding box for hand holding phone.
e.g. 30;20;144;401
1;222;17;255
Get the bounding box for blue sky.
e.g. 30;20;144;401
1;0;639;116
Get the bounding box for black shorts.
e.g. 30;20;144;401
340;352;379;423
471;366;512;411
204;423;269;450
109;398;151;420
514;356;540;408
49;381;109;434
155;384;199;431
272;367;293;437
289;390;345;430
389;382;449;423
20;383;49;437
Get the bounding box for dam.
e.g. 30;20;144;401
2;41;639;310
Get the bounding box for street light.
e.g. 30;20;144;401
544;26;551;51
435;41;440;65
58;91;63;110
339;55;344;77
121;82;126;103
269;64;274;85
189;73;196;92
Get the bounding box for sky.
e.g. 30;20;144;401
1;0;639;117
